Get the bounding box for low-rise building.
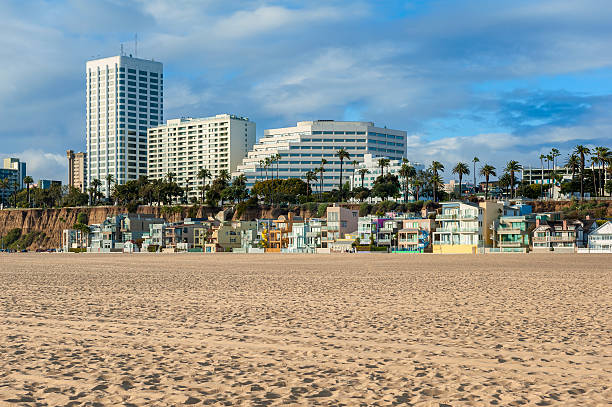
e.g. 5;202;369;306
493;215;536;252
396;218;435;252
584;221;612;253
433;202;483;254
88;213;165;252
531;218;591;253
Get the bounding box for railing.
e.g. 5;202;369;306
496;228;524;234
436;227;480;233
498;241;523;247
533;236;575;243
437;213;478;220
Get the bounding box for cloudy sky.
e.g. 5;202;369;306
1;0;611;182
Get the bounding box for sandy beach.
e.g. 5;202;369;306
0;253;610;406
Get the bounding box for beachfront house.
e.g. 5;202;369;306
321;206;358;248
433;202;483;254
531;218;591;253
583;221;612;253
88;213;165;252
396;218;435;253
492;214;536;252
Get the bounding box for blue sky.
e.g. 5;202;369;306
1;0;611;182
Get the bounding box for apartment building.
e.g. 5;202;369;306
148;115;255;201
86;55;163;195
67;150;87;192
2;157;26;188
235;120;407;191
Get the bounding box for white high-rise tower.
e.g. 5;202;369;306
86;55;163;196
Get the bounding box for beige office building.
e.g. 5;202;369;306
147;114;255;201
66;150;87;192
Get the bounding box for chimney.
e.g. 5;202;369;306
536;219;540;228
563;220;567;230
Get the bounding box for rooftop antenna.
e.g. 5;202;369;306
120;43;124;56
134;33;138;58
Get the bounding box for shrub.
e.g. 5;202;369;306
147;245;159;253
76;212;88;225
359;203;371;216
3;228;22;247
317;203;329;218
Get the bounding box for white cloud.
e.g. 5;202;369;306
6;150;67;183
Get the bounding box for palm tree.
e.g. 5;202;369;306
504;160;522;199
258;159;265;182
0;178;9;206
218;169;230;183
595;147;611;197
431;161;444;176
23;176;33;208
574;145;591;200
319;159;327;199
335;149;351;199
12;181;18;207
472;157;479;193
539;154;546;199
264;157;271;181
351;160;358;190
452;162;470;199
566;153;579;180
91;178;102;205
398;163;415;202
358;168;370;189
377;158;390;177
479;164;496;200
590;157;598;198
550;148;560;169
305;171;317;196
431;174;443;202
197;168;211;203
166;172;175;183
105;174;115;202
412;178;423;201
274;153;282;180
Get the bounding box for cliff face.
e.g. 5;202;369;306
0;206;217;250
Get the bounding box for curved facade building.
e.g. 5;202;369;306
234;120;407;191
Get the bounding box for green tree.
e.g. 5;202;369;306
479;164;496;200
452;162;470;198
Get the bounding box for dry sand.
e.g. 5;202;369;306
0;253;610;406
